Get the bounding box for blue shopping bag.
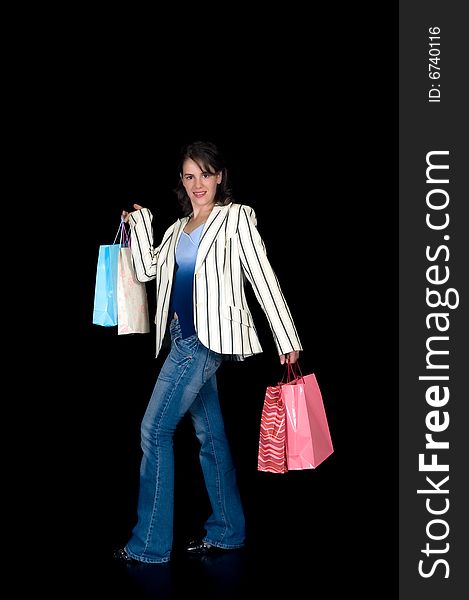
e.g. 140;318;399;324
92;243;121;326
92;221;129;327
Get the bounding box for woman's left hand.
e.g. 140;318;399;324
122;203;144;223
280;351;300;365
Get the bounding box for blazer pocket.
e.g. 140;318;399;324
223;304;254;327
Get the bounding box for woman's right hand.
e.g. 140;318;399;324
121;203;144;223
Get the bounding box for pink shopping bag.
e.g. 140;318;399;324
282;366;334;470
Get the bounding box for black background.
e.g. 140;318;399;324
29;8;398;597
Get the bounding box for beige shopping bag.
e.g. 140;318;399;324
117;246;150;335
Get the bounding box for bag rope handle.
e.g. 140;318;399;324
279;359;304;385
113;220;130;247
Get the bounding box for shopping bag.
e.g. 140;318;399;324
257;384;288;473
92;221;128;327
92;243;121;326
282;364;334;470
117;246;150;335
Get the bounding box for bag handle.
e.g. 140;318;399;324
113;220;130;247
279;360;304;385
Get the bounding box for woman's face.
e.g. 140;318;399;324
181;158;222;210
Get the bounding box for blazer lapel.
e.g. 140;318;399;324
166;217;188;276
195;204;231;273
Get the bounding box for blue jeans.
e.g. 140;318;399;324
125;318;246;563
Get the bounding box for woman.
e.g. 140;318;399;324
114;140;302;565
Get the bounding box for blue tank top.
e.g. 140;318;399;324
170;224;204;339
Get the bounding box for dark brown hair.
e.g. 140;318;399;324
175;141;234;215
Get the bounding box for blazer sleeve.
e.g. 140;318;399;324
236;205;303;355
128;208;160;282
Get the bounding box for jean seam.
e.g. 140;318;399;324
141;344;196;558
200;363;228;544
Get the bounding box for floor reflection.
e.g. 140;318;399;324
124;549;248;598
195;549;248;597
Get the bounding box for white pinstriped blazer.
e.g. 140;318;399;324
129;202;302;360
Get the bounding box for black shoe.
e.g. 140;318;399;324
113;547;141;566
185;539;233;557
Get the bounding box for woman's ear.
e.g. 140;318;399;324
217;171;222;184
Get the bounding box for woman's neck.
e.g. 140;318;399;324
184;203;215;233
190;203;215;223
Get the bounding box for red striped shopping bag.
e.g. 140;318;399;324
257;384;288;473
